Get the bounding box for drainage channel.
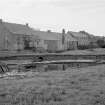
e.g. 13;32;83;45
0;59;104;79
3;59;102;72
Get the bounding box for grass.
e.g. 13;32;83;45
0;64;105;104
1;48;105;56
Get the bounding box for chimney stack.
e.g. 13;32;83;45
62;28;65;34
0;19;2;23
62;28;65;45
47;30;51;33
26;23;29;27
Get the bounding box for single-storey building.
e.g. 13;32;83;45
33;30;78;52
32;30;63;52
0;19;38;51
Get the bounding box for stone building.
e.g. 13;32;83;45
33;29;78;52
0;19;78;52
67;30;99;49
0;19;37;51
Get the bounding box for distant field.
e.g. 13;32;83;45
0;64;105;104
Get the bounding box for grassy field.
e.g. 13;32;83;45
0;64;105;105
0;48;105;57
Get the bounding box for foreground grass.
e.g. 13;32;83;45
0;65;105;105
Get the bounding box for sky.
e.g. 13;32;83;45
0;0;105;36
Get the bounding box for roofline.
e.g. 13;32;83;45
0;22;14;35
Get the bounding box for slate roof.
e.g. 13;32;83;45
68;31;91;38
32;31;62;40
3;22;35;35
2;21;77;41
33;30;78;41
65;33;77;41
68;31;99;43
2;21;61;40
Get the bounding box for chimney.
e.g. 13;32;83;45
26;23;29;27
62;28;65;34
0;19;3;23
47;30;51;33
62;28;65;44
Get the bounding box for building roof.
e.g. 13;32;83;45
68;31;100;43
2;21;62;40
65;33;77;41
68;31;91;38
33;30;78;41
3;22;36;35
2;20;77;41
32;30;63;40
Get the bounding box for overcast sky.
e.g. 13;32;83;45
0;0;105;36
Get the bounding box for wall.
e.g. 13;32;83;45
76;37;90;46
0;21;23;51
0;21;7;50
44;40;61;52
0;22;18;51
